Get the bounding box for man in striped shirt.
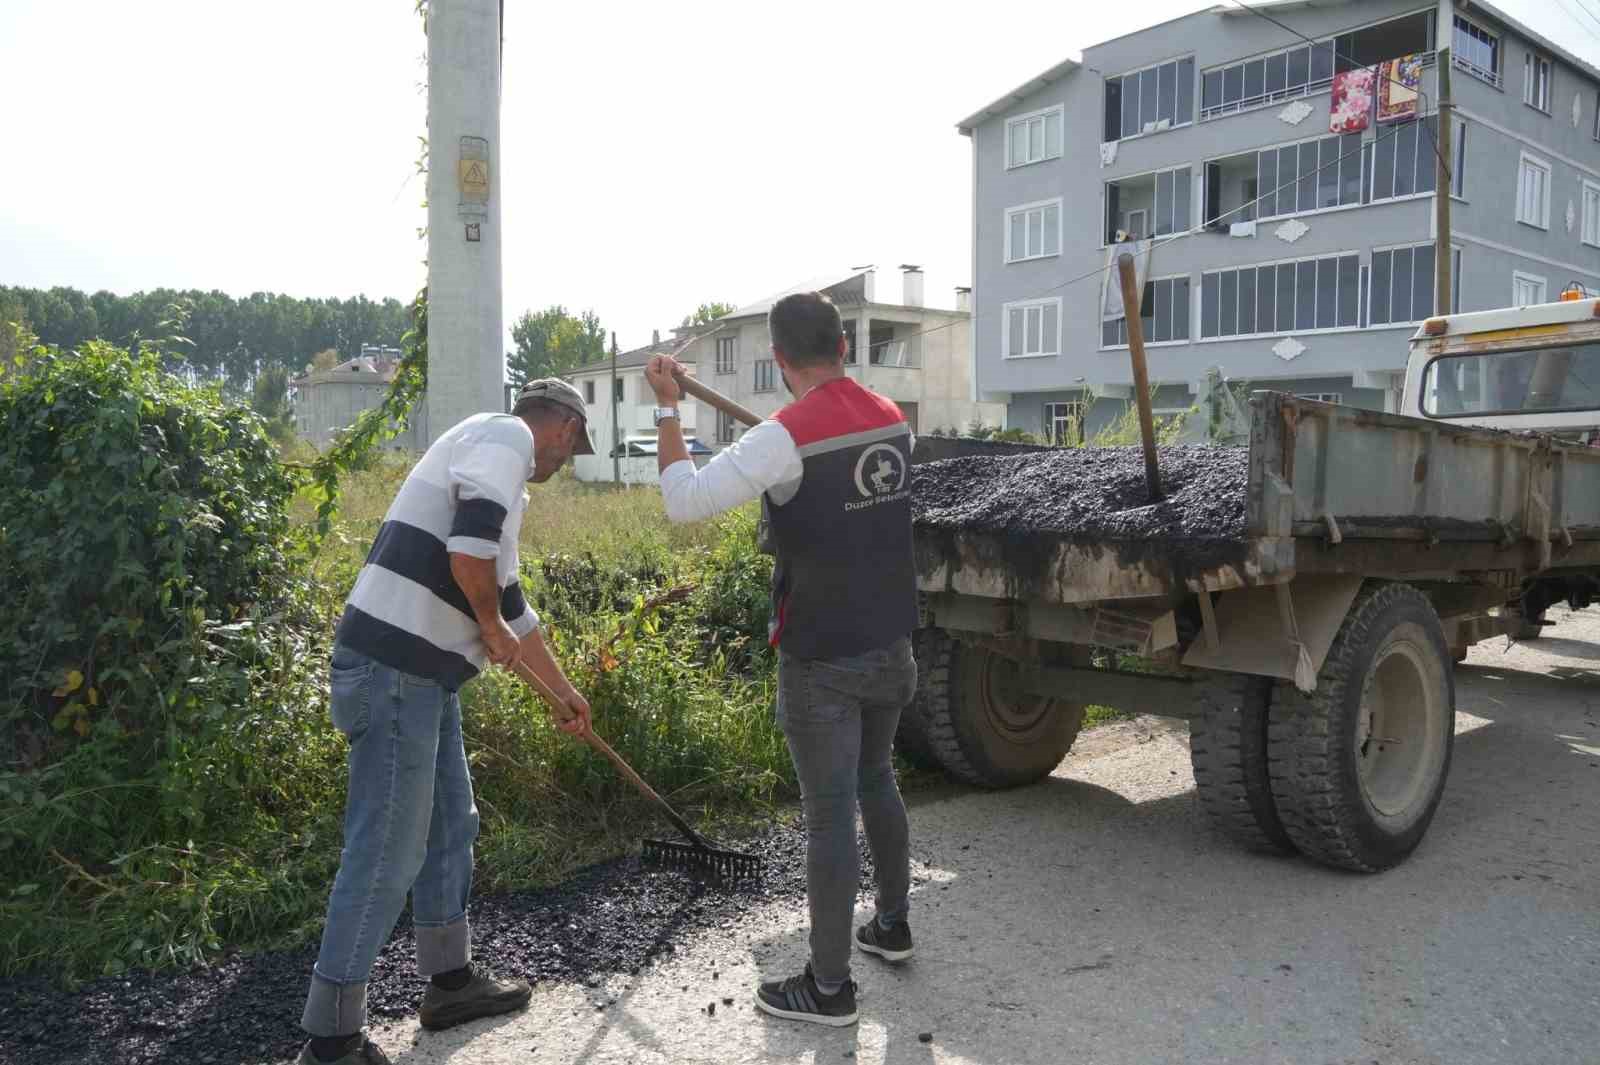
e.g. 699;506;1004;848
298;379;595;1065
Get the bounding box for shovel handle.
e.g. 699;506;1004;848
507;657;708;848
671;368;763;429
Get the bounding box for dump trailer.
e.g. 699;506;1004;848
902;308;1600;873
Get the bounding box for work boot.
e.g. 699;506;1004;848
419;967;532;1031
855;916;914;962
296;1032;390;1064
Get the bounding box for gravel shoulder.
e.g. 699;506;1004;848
7;611;1598;1065
369;608;1600;1065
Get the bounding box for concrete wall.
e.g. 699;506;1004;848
967;1;1600;431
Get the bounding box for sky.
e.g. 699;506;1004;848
3;0;1600;354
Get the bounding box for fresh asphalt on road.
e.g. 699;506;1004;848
368;607;1600;1065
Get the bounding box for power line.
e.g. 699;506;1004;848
1561;0;1600;42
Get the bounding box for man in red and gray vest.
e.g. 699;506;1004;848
644;291;918;1027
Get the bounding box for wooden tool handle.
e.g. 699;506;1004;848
1116;253;1163;502
672;369;763;428
508;657;707;848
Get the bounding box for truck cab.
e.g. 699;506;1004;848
1402;290;1600;441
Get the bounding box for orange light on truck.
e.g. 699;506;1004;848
1422;318;1447;335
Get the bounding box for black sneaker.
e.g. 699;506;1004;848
855;917;914;962
419;967;532;1031
753;963;858;1027
296;1033;391;1064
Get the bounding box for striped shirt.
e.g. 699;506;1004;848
334;413;541;689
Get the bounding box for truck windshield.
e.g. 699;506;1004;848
1422;343;1600;417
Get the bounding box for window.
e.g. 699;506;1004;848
1452;117;1467;198
1517;152;1551;229
1594;91;1600;141
842;320;858;365
583;379;595;404
1003;298;1061;358
753;359;776;392
1008;106;1063;167
1102;277;1191;346
1371;116;1439;202
1453;16;1500;88
1210;133;1365;225
614;377;625;402
1104;166;1191;243
1523;53;1551;113
1005;199;1062;262
1370;244;1454;326
1044;401;1085;445
1198;10;1426;125
1585;182;1600;247
1297;392;1344;405
1512;271;1548;307
1104;56;1195;142
1424;343;1600;417
1201;253;1360;338
716;409;736;444
715;335;735;374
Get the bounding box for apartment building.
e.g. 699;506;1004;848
672;266;1004;445
960;0;1600;441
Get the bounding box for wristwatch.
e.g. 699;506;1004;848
652;406;680;427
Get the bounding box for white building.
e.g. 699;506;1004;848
565;335;711;484
671;266;1004;446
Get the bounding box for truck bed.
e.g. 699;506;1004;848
911;392;1600;605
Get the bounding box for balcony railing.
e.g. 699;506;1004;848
868;340;920;368
1200;50;1436;123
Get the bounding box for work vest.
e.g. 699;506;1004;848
765;378;918;660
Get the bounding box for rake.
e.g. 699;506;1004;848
510;658;762;883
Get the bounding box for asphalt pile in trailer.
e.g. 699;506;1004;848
0;820;872;1065
911;445;1252;573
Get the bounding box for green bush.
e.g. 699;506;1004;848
0;342;342;978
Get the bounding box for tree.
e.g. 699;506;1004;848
308;348;340;373
250;365;294;440
507;305;606;385
681;301;736;328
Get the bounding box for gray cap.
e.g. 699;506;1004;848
514;378;595;455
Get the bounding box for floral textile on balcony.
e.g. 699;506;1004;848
1377;54;1423;124
1328;66;1374;133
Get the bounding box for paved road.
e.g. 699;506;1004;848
378;609;1600;1065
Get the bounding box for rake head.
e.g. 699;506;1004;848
642;837;762;883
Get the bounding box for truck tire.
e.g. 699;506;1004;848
1268;583;1454;872
914;628;1085;788
1189;673;1296;855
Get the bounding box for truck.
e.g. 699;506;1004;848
898;294;1600;873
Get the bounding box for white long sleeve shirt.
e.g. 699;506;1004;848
659;419;804;522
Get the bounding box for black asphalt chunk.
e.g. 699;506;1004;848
911;446;1252;578
0;819;872;1065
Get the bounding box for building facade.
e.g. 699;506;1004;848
673;266;1005;444
565;335;709;484
961;0;1600;441
291;345;426;450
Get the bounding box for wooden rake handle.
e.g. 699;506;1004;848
507;657;709;849
671;368;763;429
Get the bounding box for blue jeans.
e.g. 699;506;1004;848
301;646;479;1036
776;637;917;990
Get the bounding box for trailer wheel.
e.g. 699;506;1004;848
1189;673;1296;855
894;629;946;769
914;628;1084;788
1268;583;1454;872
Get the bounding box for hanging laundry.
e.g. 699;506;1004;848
1377;53;1423;124
1328;66;1375;133
1102;238;1154;322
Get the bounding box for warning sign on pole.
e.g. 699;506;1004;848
457;136;490;208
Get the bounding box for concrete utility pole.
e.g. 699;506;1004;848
1435;43;1453;321
425;0;505;443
